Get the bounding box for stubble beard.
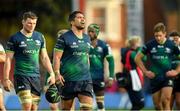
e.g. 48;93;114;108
76;25;85;30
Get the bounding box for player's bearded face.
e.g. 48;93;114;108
23;18;37;33
154;31;166;44
74;14;85;30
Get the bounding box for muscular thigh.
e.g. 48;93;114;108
161;87;173;100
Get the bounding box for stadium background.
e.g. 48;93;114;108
0;0;180;110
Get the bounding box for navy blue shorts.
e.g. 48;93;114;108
150;77;174;94
59;80;93;100
14;75;41;96
173;76;180;93
92;79;105;93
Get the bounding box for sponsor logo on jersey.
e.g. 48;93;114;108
23;49;39;54
78;40;84;43
26;38;33;41
157;45;164;48
152;55;168;59
72;52;88;56
19;41;27;47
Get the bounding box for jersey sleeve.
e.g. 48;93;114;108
0;44;5;53
130;51;137;60
41;35;46;49
54;35;65;52
104;43;113;57
6;37;15;52
173;45;180;57
141;44;149;55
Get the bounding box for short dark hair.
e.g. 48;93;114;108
169;31;180;37
22;11;38;20
68;11;83;22
153;22;166;33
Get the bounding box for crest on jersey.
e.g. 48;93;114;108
35;40;41;46
150;47;157;53
97;46;103;53
165;47;171;53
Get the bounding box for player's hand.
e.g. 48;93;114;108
3;79;14;92
166;70;179;77
144;70;155;79
106;77;114;87
55;74;65;86
47;72;56;85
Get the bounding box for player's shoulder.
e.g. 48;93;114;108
144;38;157;48
32;31;45;41
59;30;72;39
33;31;44;37
58;30;69;38
165;38;175;45
146;38;156;45
8;31;22;41
97;39;108;46
83;33;90;39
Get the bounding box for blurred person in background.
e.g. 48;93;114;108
3;11;55;111
53;11;93;110
168;31;180;110
135;22;180;110
87;23;114;111
116;36;144;110
0;43;6;111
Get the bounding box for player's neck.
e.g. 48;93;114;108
20;29;33;37
71;27;83;39
91;39;97;47
158;38;167;44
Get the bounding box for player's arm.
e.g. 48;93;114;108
40;48;55;85
135;52;155;79
0;52;5;62
106;55;114;78
53;49;65;85
0;44;5;62
3;52;14;91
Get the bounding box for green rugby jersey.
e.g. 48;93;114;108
89;39;113;80
6;31;46;77
141;39;180;79
54;30;91;81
